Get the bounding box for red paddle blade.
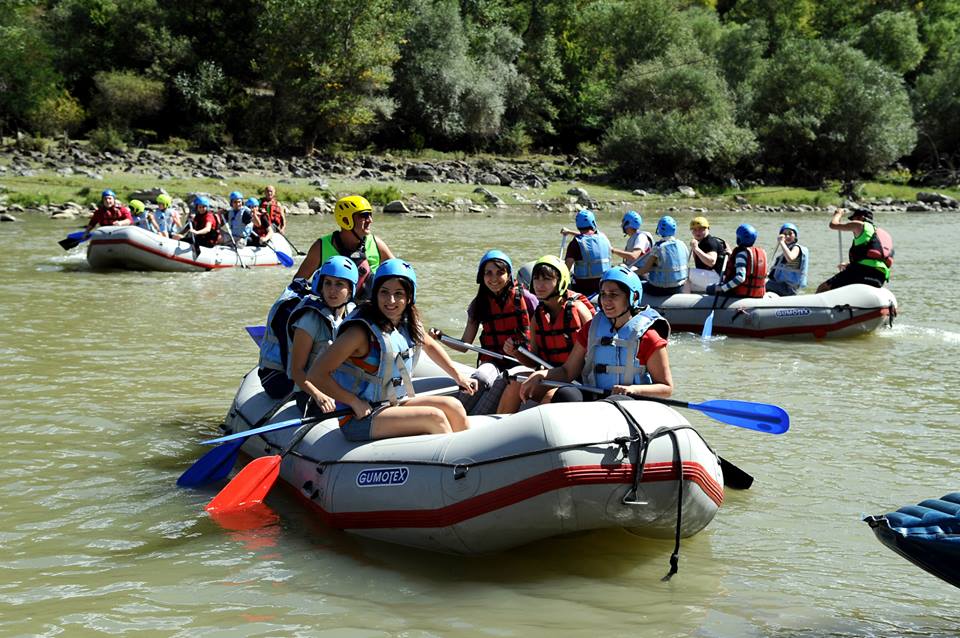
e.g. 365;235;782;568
205;455;281;513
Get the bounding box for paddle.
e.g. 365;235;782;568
435;331;521;365
702;294;718;339
204;383;461;513
176;391;296;488
516;346;551;370
221;214;247;268
58;230;90;250
180;219;201;260
276;229;306;256
267;241;295;267
524;378;789;434
246;325;266;346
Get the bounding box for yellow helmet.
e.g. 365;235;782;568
690;216;709;230
334;195;373;231
532;255;570;297
156;194;172;207
129;199;145;213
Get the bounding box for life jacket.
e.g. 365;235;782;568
320;232;381;295
477;281;532;364
228;206;252;239
133;213;152;231
154;209;172;234
572;233;612;279
723;246;767;298
264;199;285;229
258;279;311;373
95;205;130;226
251;209;271;238
624;231;654;266
769;242;809;290
533;291;595;366
646;238;688;288
193;211;220;247
583;308;670;391
285;296;355;381
332;311;419;405
849;222;894;277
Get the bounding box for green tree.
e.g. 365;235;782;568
747;39;916;179
257;0;402;152
914;50;960;166
28;91;86;137
90;70;165;133
856;10;925;74
0;4;62;133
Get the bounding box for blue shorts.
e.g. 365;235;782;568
339;404;389;442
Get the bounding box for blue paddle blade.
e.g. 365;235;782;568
67;230;87;240
702;310;715;339
691;399;789;434
275;250;294;267
176;439;244;487
245;325;266;346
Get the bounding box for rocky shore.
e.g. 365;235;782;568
0;140;957;222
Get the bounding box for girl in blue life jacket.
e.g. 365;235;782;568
288;256;359;414
519;265;673;404
309;259;478;442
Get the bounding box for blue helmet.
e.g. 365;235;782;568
373;259;417;304
229;191;243;203
245;197;259;208
621;210;642;232
736;223;758;247
476;249;513;284
575;209;597;231
601;264;644;310
194;196;210;208
656;215;677;237
312;255;359;296
779;222;798;238
101;189;116;199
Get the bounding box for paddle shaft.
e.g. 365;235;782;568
437;332;520;364
223;218;247;268
276;228;305;255
516;346;552;370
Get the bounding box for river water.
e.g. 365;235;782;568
1;205;958;637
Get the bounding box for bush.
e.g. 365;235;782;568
91;71;164;131
159;137;191;153
15;135;52;154
496;123;533;156
361;186;404;205
27;91;85;138
88;127;128;153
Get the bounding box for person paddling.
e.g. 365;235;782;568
225;191;253;246
816;206;893;292
706;224;768;298
766;222;809;296
287;257;358;414
84;189;132;233
295;195;395;298
610;210;653;267
185;197;220;248
520;266;673;404
310;259;476;442
154;194;175;238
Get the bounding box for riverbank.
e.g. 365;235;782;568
1;139;958;222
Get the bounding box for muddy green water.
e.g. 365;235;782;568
1;207;958;637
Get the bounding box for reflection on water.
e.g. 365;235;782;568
1;209;958;636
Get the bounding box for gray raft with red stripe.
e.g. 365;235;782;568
222;362;724;554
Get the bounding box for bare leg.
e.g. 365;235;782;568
496;380;522;413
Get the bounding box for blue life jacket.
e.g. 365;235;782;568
582;307;670;391
572;233;612;279
769;243;809;290
258;280;310;373
228;206;253;239
133;213;152;231
332;311;419;405
646;238;688;288
154;209;172;234
285;296;355;381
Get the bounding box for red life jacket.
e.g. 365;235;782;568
251;209;271;238
94;205;131;226
477;281;531;364
265;200;284;229
849;225;894;268
194;211;220;247
723;246;767;298
534;291;594;366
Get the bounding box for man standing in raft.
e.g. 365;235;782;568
295;195;395;298
816;206;893;292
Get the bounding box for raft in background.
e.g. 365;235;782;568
864;493;960;590
644;284;897;339
220;362;724;554
86;226;294;272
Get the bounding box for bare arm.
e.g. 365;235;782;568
290;329;336;412
309;325;372;417
295;238;324;279
519;341;585;400
421;333;476;393
614;346;673;399
376;236;395;260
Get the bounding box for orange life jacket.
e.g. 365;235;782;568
723;246;767;298
533;291;594;366
477;282;531;364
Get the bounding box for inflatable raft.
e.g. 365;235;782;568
645;284;897;339
86;225;294;271
864;493;960;589
220;364;724;554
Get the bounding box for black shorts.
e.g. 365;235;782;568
821;263;886;290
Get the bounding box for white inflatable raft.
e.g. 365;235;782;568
86;225;294;272
645;284;897;339
221;365;724;554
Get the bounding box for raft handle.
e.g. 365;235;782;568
453;464;470;480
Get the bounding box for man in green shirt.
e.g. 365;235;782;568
816;206;892;293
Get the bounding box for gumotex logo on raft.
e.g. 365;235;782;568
774;308;812;318
356;467;409;488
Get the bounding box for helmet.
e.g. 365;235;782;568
531;254;570;296
312;255;359;296
601;265;643;309
129;199;145;213
194;196;210;208
229;191;243;203
334;195;373;231
156;194;172;207
372;258;417;304
621;210;642;231
245;197;259;208
690;216;709;230
736;223;758;247
779;222;798;237
575;209;597;231
476;249;513;284
101;189;116;199
656;215;677;237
